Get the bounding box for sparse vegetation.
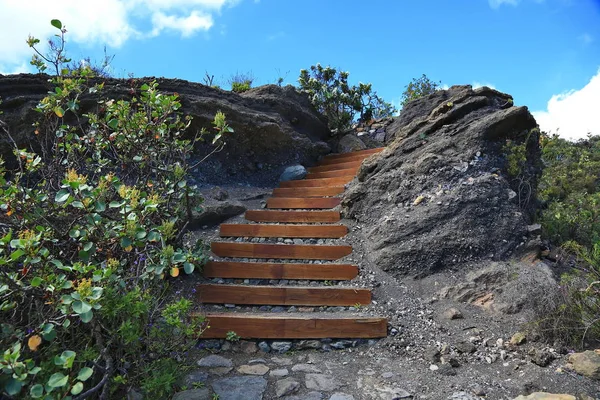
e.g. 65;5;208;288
228;71;255;93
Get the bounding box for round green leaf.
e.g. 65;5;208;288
77;367;93;382
51;19;62;29
30;383;44;398
31;277;43;287
55;189;70;203
72;300;92;314
48;372;68;388
183;262;195;274
79;310;93;323
5;378;23;395
71;381;84;395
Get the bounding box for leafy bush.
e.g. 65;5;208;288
298;64;396;132
533;133;600;345
400;74;441;107
228;71;254;93
0;69;230;397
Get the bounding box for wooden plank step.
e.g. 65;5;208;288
272;186;345;197
199;313;388;339
318;153;378;166
198;284;371;306
307;160;363;173
204;261;358;280
220;224;347;238
245;210;341;223
323;147;384;161
267;197;340;209
280;177;353;188
306;168;359;179
211;242;352;260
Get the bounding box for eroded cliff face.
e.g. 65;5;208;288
342;85;541;277
0;74;331;184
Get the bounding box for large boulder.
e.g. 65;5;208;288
0;74;331;184
342;85;541;277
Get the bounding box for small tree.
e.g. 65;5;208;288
298;64;395;132
400;74;441;107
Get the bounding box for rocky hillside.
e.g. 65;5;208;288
342;85;541;277
0;74;331;184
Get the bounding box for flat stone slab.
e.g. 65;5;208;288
305;374;341;391
330;393;355;400
212;376;267;400
197;355;233;368
276;378;301;397
237;364;270;375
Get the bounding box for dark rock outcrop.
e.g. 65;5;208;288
0;74;331;184
342;85;541;277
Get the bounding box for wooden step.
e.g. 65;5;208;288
307;161;363;174
245;210;341;223
306;168;359;179
272;186;345;197
198;284;371;306
318;153;378;165
220;224;347;238
199;313;388;339
323;148;384;161
280;177;353;188
211;242;352;260
267;197;340;209
204;261;358;280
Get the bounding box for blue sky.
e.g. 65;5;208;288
1;0;599;139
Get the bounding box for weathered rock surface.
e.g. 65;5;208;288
211;376;267;400
568;350;600;380
337;133;367;153
172;388;211;400
342;85;541;276
0;74;331;184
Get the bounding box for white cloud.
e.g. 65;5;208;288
532;67;600;140
472;81;497;90
0;0;240;70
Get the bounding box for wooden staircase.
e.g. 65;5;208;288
198;148;388;339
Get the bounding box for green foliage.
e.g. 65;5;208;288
228;71;254;93
0;72;228;397
535;133;600;345
400;74;441;107
298;64;396;132
225;331;240;342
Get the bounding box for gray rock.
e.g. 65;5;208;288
191;202;246;228
197;355;233;368
296;340;322;350
172;389;211;400
329;394;355;400
305;374;341;391
272;357;292;365
455;341;477;354
280;165;307;182
270;368;289;377
271;341;293;353
211;376;267;400
241;341;258;354
180;370;209;388
337;134;367;153
258;341;271;353
342;85;540;277
237;364;269;375
276;378;301;397
442;307;464;320
292;364;322;373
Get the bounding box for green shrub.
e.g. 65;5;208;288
533;133;600;345
298;64;396;132
228;71;254;93
0;69;230;397
400;74;441;107
231;81;251;93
